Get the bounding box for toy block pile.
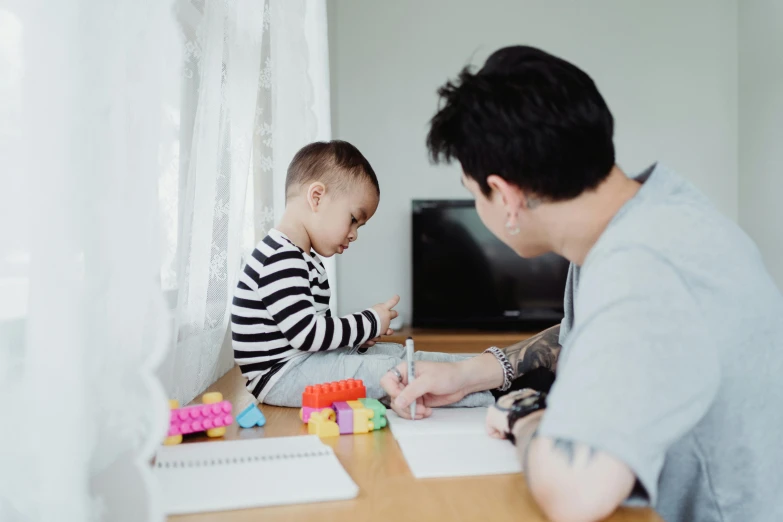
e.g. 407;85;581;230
300;379;387;437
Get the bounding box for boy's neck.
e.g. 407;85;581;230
276;207;312;254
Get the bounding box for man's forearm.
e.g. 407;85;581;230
502;324;562;379
511;415;636;522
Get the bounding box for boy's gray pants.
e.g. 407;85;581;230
264;343;495;408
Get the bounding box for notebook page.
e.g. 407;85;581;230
388;408;521;479
154;435;358;514
387;407;489;437
396;433;521;478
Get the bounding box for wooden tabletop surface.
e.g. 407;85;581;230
168;366;660;522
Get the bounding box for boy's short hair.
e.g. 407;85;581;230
426;45;615;201
285;140;380;198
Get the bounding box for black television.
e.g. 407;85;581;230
412;200;570;330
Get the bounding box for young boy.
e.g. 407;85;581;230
231;140;493;409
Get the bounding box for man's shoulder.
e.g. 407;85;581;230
602;164;741;261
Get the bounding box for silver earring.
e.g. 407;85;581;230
505;219;520;236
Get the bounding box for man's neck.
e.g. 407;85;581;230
276;206;312;253
547;166;641;266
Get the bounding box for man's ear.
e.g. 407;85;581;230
307;182;326;212
486;174;525;213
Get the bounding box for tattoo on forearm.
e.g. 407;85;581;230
502;324;562;378
551;437;598;467
552;438;576;465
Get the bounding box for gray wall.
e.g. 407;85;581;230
328;0;739;321
739;0;783;290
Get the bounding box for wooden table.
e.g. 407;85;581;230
170;367;660;522
386;327;537;354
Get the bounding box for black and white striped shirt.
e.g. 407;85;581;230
231;229;381;402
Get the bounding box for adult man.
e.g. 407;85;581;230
383;46;783;522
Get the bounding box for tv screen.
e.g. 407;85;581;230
412;200;570;330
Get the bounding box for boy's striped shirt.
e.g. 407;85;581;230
231;229;380;401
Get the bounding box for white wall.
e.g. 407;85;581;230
328;0;739;321
739;0;783;290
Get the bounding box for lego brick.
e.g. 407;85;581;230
307;408;339;438
167;400;233;438
302;379;366;409
359;398;387;430
163;399;183;446
347;400;374;434
202;392;230;438
333;401;354;434
236;403;266;428
300;406;327;423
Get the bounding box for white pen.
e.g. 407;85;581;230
405;337;416;420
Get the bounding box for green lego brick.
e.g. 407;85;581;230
359;398;387;430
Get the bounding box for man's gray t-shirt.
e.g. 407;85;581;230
539;164;783;522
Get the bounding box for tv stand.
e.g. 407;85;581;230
386;326;537;354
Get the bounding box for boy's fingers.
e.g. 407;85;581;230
390;310;399;320
384;295;400;309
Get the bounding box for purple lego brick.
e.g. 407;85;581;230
301;406;325;423
333;401;354;435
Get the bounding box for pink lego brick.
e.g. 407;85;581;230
333;401;354;435
301;406;326;423
168;400;233;437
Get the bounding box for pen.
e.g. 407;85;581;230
405;337;416;420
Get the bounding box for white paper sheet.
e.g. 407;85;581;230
388;406;489;437
388;408;521;479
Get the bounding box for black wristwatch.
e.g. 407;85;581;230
506;391;547;444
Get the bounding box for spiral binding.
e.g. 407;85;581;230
155;449;332;468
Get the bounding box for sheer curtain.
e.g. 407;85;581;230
0;1;176;521
159;0;334;405
0;0;332;519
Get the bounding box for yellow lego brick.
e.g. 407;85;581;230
308;408;340;438
347;400;374;434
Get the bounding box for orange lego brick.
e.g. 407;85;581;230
301;379;366;409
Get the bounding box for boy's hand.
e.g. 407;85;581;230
372;295;400;335
359;328;395;349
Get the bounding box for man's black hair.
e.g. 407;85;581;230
427;45;615;200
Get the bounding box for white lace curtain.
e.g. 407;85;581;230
0;0;331;520
158;0;333;405
0;1;177;520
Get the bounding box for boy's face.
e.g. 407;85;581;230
308;179;379;257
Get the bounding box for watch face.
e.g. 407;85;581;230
519;395;538;408
496;389;537;410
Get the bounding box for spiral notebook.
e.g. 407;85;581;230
154;435;358;514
